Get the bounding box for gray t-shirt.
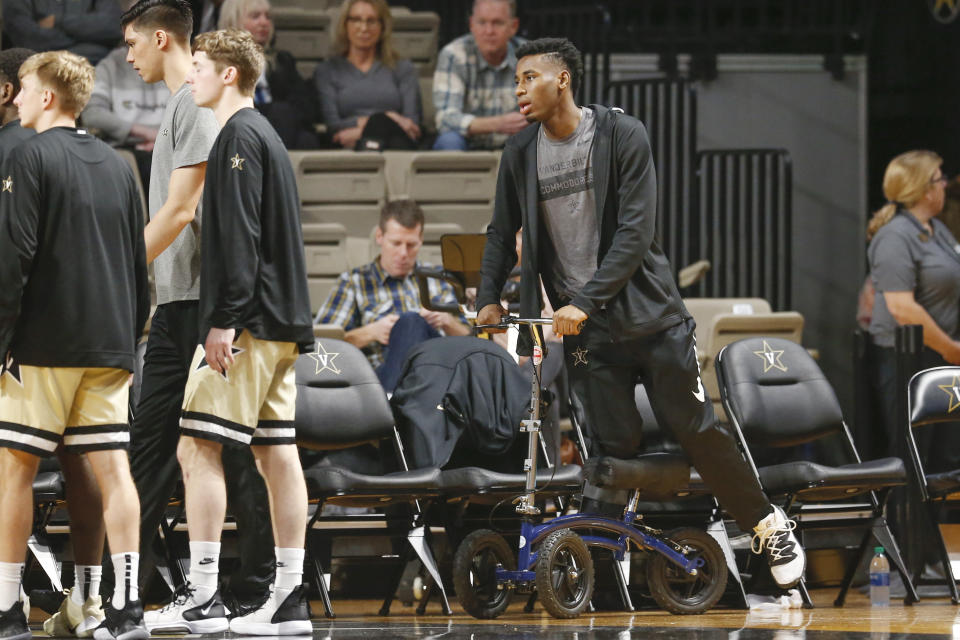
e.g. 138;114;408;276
537;107;599;301
150;84;219;305
868;212;960;347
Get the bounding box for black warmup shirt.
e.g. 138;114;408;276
0;120;35;169
0;127;150;370
199;108;313;352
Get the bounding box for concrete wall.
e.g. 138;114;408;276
609;54;868;414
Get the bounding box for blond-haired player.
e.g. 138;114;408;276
142;30;313;636
0;51;150;640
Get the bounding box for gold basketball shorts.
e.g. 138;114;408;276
180;330;299;446
0;363;130;456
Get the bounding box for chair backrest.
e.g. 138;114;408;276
716;337;843;448
909;366;960;429
295;338;395;451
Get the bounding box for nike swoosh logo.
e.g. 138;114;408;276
692;377;705;403
200;601;216;616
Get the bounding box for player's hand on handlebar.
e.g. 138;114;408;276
476;303;508;332
553;305;588;337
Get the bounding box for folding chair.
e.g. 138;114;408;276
295;338;449;618
906;365;960;603
715;337;918;606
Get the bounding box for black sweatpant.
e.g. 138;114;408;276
131;301;275;598
563;313;771;531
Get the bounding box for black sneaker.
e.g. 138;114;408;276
142;583;228;634
91;599;147;640
0;601;30;640
223;589;270;620
228;585;311;636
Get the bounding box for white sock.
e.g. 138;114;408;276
72;565;102;604
188;541;221;601
111;552;139;607
274;547;304;601
0;562;22;610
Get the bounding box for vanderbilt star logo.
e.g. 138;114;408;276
1;176;11;193
753;340;787;373
308;343;341;375
197;346;245;380
938;375;960;413
230;154;245;170
1;354;22;386
571;346;589;367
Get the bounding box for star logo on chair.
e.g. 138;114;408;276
753;340;787;373
571;346;589;367
230;154;245;171
196;346;245;380
931;0;960;23
308;343;341;375
1;176;12;193
937;375;960;413
1;354;22;387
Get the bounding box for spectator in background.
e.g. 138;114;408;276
81;45;170;188
432;0;527;150
315;199;470;392
218;0;320;149
867;150;960;469
189;0;225;35
1;0;123;65
314;0;421;150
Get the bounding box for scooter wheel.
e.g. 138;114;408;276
646;527;727;614
535;529;593;619
453;529;515;619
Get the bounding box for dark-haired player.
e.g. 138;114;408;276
476;37;806;590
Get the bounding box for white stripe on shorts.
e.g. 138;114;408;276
63;431;130;448
0;428;59;453
252;426;295;441
180;418;252;444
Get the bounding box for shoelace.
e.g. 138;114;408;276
157;584;196;613
751;517;798;560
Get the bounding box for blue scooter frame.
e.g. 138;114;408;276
476;317;706;591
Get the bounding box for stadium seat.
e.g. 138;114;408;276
389;7;440;76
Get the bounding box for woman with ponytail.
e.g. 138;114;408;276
868;150;960;468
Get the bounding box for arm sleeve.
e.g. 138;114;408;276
81;61;133;143
1;0;75;49
397;59;421;124
206;135;262;329
58;0;122;45
432;44;475;136
0;147;41;357
870;232;917;293
477;150;521;310
314;271;361;330
172;99;219;169
570;117;657;315
314;60;355;132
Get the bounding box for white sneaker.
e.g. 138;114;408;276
143;583;228;634
752;505;806;589
43;588;105;638
229;585;311;636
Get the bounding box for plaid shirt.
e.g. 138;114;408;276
432;34;525;150
314;260;464;368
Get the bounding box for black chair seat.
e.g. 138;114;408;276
439;464;582;493
758;457;906;500
33;471;64;504
926;470;960;498
584;453;694;499
305;465;440;496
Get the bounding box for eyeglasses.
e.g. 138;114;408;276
931;173;949;186
347;16;381;27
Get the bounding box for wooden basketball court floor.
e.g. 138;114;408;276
25;588;960;638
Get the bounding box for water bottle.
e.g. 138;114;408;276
869;546;890;607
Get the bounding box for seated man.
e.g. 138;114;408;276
432;0;528;150
315;199;471;392
1;0;123;65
